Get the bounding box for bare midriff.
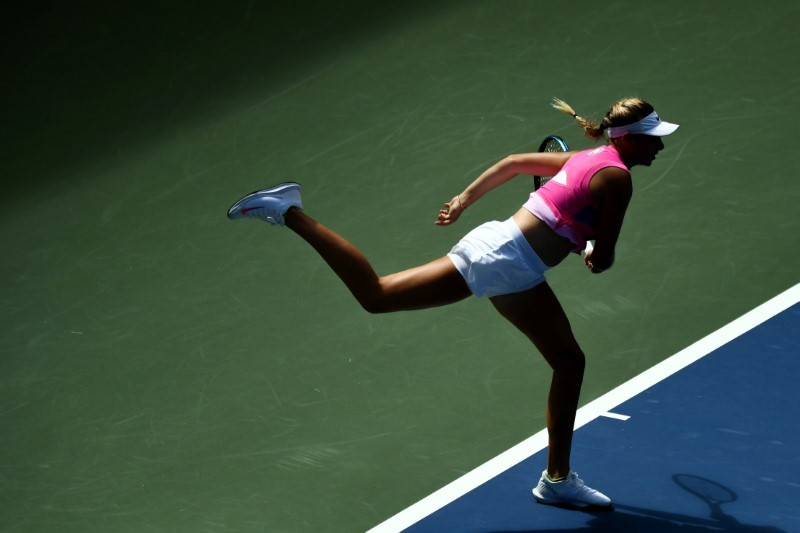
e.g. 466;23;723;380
512;208;575;268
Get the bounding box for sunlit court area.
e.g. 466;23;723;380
2;2;799;531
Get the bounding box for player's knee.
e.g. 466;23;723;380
361;301;387;314
549;349;585;375
358;293;391;314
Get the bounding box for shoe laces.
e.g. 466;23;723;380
567;472;599;493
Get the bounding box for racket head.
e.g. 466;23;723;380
534;135;569;190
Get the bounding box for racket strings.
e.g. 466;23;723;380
534;135;568;189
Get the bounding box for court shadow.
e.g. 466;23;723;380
489;474;786;533
489;508;786;533
579;473;786;533
2;0;450;201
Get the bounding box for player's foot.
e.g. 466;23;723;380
227;182;303;226
532;470;612;509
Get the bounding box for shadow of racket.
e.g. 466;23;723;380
673;474;737;521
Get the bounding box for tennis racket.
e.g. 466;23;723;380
533;135;569;190
533;135;593;255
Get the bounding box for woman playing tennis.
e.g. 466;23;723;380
228;97;679;508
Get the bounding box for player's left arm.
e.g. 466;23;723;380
585;167;633;273
436;151;574;226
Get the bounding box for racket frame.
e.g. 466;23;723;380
533;135;569;190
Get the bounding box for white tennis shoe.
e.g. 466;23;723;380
227;182;303;226
532;470;612;508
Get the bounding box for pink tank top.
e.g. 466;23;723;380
522;145;629;252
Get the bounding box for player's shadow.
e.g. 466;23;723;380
489;474;786;533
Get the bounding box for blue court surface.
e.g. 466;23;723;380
369;284;800;533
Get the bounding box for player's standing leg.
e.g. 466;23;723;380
490;282;611;508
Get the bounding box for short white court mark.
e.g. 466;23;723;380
600;412;631;421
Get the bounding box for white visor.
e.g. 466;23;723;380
607;110;679;139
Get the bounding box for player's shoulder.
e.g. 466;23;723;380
590;166;632;197
595;165;631;179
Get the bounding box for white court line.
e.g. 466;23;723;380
367;283;800;533
600;412;631;421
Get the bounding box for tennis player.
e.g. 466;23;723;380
228;97;678;509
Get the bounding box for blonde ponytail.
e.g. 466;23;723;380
551;97;656;141
551;98;606;140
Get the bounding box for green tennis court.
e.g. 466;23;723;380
2;2;798;531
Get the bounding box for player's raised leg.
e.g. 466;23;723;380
228;183;472;313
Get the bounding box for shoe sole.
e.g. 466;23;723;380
532;489;613;510
227;182;301;219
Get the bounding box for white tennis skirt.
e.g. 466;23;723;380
447;217;550;298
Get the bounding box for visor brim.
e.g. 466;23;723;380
643;121;679;137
